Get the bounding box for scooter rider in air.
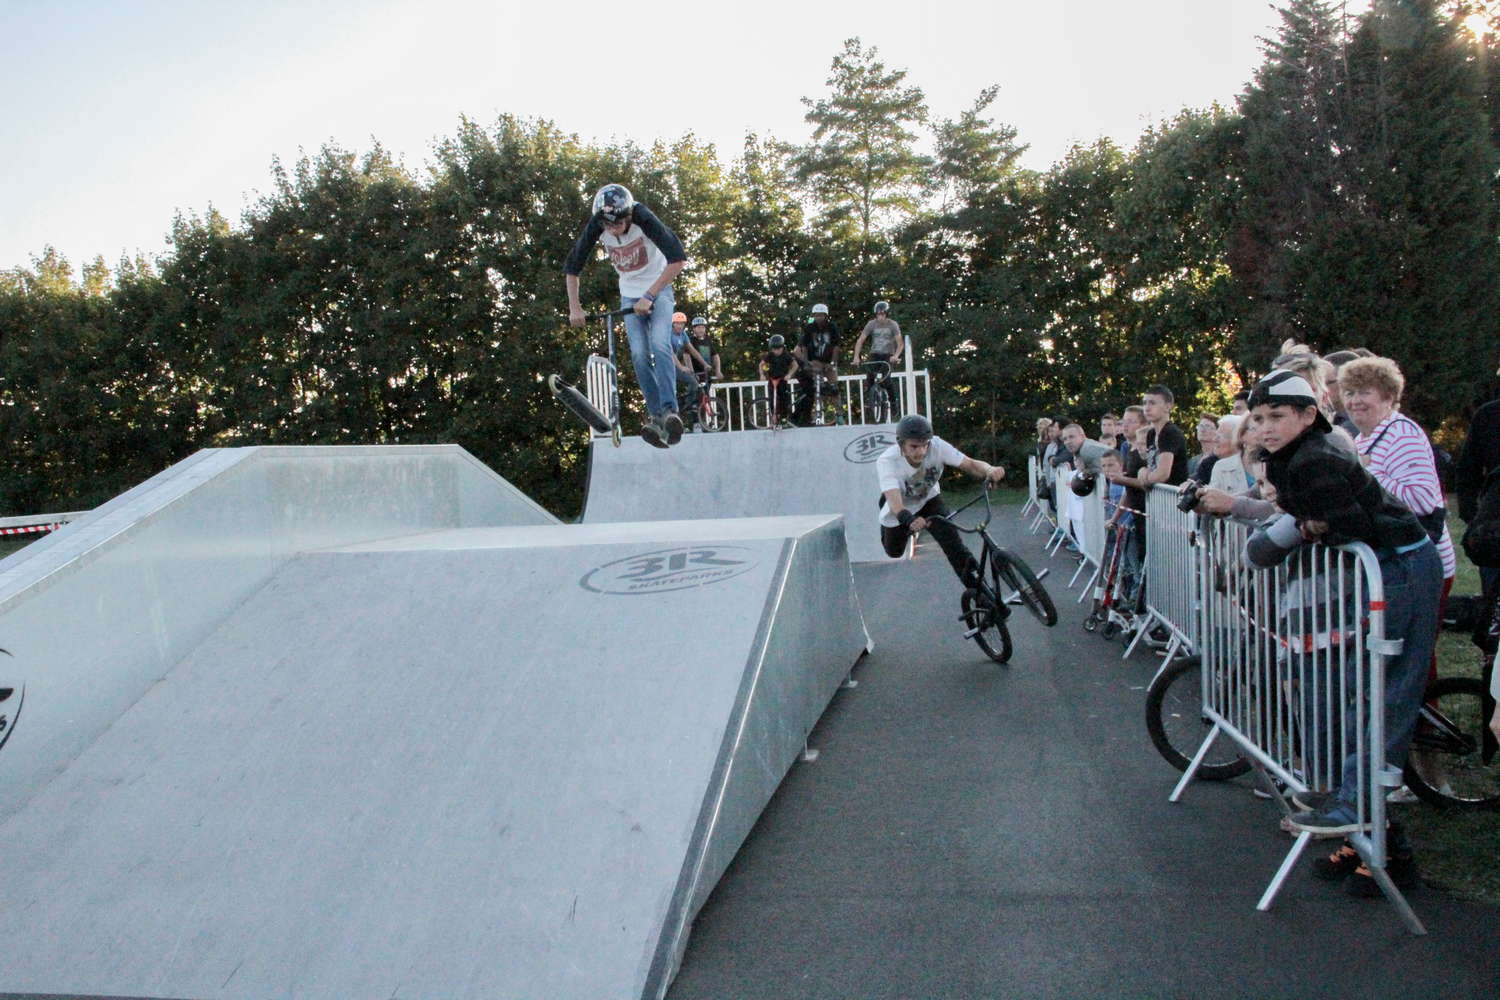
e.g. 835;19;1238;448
563;184;689;449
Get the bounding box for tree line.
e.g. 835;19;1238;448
4;0;1500;519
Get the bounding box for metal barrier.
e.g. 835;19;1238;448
585;366;931;435
1173;514;1422;934
1021;455;1039;519
1124;484;1198;662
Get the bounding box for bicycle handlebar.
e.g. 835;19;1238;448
909;484;997;534
585;308;635;321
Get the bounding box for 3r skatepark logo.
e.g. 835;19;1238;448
844;431;894;464
580;546;757;595
0;648;21;758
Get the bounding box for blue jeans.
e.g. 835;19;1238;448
1331;540;1443;815
620;287;679;418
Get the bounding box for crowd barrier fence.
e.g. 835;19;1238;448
1018;477;1424;933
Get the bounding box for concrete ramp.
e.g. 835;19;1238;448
0;516;870;1000
583;426;901;563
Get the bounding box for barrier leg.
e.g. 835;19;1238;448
1122;610;1160;659
1077;564;1100;604
1067;557;1091;589
1169;720;1227;803
1347;832;1427;936
1257;831;1315;912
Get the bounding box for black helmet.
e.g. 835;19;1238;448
591;184;635;224
874;300;890;314
768;334;786;348
1069;469;1096;497
895;414;933;442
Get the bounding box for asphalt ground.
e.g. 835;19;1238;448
668;507;1500;1000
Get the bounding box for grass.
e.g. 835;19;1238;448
1386;503;1499;905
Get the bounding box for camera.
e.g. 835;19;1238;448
1177;479;1205;513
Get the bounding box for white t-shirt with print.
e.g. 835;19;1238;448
876;435;967;528
600;223;670;298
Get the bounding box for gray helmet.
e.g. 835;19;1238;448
895;414;933;442
691;316;708;327
768;334;786;348
874;300;890;314
591;183;634;224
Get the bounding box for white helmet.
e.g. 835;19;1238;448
811;303;829;315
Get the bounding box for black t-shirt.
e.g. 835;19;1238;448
762;351;796;379
689;335;716;374
799;322;839;364
1146;422;1190;487
1124;450;1148;514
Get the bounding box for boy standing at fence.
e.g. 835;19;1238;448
1243;371;1441;878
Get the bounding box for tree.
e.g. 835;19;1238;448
792;38;930;281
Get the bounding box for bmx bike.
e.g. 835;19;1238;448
926;486;1059;663
860;359;897;424
751;376;791;430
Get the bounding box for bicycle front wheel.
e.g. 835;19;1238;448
1144;656;1251;780
961;589;1012;664
992;547;1058;626
749;397;773;430
1403;676;1500;810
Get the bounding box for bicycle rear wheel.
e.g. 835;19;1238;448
1145;656;1251;780
868;386;889;424
961;589;1012;664
1403;675;1500;810
992;547;1058;626
749;397;773;430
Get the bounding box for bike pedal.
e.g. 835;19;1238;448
962;626;981;639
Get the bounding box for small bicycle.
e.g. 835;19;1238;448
804;364;842;427
548;308;633;447
750;376;791;430
692;372;720;432
927;486;1058;663
860;359;897;424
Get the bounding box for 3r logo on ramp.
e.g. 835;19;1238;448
844;431;894;464
0;648;21;757
581;546;758;595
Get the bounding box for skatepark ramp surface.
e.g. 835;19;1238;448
582;425;902;563
0;445;557;820
0;445;870;1000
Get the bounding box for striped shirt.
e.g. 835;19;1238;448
1355;413;1455;578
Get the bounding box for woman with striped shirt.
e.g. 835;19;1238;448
1339;357;1456;669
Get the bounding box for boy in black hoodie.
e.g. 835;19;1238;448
1243;371;1441;887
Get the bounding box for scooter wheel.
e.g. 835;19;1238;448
1082;616;1098;633
1100;622;1120;640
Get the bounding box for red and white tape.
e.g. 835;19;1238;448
0;523;61;537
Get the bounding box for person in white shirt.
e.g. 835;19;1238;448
564;184;689;449
877;414;1005;589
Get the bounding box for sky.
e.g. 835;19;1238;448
2;0;1311;275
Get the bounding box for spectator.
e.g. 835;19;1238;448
1244;370;1440;893
1099;413;1121;449
1188;413;1220;481
1231;389;1250;416
794;304;841;425
1118;405;1145;462
1061;423;1113;475
1456;360;1500;595
1323;348;1370;435
1121;385;1189;489
1206;415;1251;495
1339;356;1457;685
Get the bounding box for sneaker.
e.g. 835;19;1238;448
1312;842;1361;882
1292;789;1335;812
640;419;668;449
663;411;684;445
1288;803;1361;835
1344;855;1421;898
1386;785;1419;805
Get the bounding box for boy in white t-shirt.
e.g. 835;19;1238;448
878;414;1006;588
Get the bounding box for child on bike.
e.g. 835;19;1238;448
877;415;1005;591
758;335;799;426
